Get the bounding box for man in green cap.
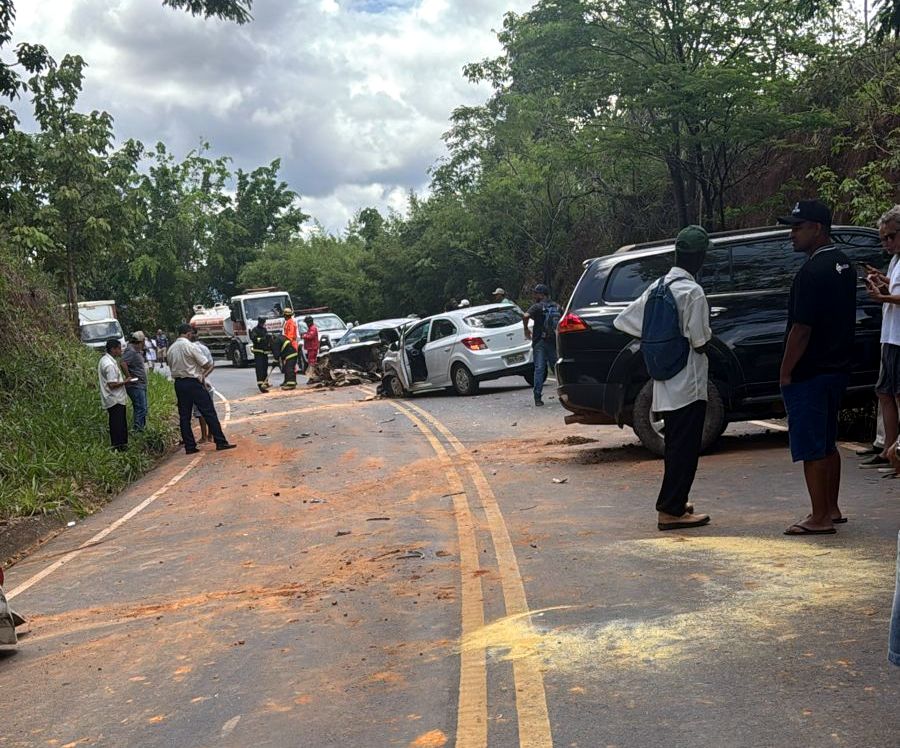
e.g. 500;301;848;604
614;225;713;530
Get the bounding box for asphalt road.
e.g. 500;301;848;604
1;363;899;747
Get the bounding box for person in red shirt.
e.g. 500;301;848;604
302;316;320;371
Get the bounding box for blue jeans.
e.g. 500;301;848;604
532;339;556;400
890;530;900;666
127;386;147;432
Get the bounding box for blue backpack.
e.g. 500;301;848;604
641;278;690;380
541;301;562;340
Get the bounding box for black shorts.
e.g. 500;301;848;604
876;344;900;396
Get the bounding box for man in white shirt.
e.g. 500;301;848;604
614;225;713;530
167;323;235;455
865;205;900;470
98;338;129;451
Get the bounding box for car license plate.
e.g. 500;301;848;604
505;353;525;365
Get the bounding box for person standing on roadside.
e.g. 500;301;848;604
121;331;148;432
614;226;713;531
167;324;235;454
777;200;856;536
492;288;513;305
155;329;169;367
191;333;215;443
523;284;561;406
250;316;272;393
98;338;129;452
302;315;320;377
860;205;900;471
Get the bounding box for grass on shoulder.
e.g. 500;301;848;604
0;352;178;519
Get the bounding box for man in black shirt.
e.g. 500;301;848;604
250;317;272;393
778;199;856;535
523;284;560;406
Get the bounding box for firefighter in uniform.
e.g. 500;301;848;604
282;307;299;352
272;332;298;389
250;316;271;392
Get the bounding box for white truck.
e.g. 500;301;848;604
75;300;126;351
191;288;293;367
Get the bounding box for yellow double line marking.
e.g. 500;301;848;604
368;389;552;747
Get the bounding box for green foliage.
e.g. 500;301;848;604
0;247;178;518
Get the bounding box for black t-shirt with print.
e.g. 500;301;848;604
785;245;857;382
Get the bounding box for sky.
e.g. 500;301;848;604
11;0;533;232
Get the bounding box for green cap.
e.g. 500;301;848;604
675;225;710;254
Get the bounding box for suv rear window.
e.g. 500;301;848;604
464;308;523;329
602;253;673;303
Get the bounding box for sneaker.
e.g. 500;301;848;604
859;454;890;468
856;444;881;456
534;398;544;407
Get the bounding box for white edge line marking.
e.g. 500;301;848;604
7;389;231;600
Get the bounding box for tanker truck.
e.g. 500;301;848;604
190;288;293;367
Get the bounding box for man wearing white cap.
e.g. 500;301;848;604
492;288;512;305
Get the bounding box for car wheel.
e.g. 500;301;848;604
451;364;479;396
631;380;726;457
383;373;406;398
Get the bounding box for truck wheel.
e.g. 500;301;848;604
230;345;246;368
631;380;726;457
383;373;406;398
451;364;479;396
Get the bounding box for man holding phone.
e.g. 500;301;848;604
864;205;900;472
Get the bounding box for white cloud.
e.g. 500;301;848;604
10;0;533;232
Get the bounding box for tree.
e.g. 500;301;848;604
458;0;835;230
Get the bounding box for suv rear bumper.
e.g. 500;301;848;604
557;381;625;425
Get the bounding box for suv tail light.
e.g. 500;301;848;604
461;337;488;351
558;313;589;333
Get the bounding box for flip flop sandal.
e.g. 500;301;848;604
783;524;837;535
658;516;711;531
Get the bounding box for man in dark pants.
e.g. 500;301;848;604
250;316;271;393
778;200;856;535
166;323;236;455
98;338;129;451
273;332;298;389
523;284;559;406
614;226;713;530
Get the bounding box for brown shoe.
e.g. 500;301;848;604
658;511;711;531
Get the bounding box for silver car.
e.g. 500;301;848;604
381;305;533;396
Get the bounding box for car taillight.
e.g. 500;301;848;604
558;313;589;333
461;337;488;351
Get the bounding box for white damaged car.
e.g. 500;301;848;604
381;305;533;396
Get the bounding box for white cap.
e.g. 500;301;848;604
492;287;505;296
458;299;471;307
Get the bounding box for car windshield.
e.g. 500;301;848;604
336;327;384;345
81;321;122;341
464;308;523;329
243;295;291;320
314;315;345;331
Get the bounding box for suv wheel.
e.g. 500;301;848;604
451;364;479;396
632;380;726;457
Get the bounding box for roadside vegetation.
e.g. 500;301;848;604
0;247;178;518
3;1;900;334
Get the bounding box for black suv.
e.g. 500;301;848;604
556;226;882;454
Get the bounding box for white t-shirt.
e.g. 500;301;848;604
882;255;900;346
98;353;127;409
614;267;712;413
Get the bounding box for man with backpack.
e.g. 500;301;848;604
523;284;561;406
614;226;713;531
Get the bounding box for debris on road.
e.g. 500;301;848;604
336;530;351;537
366;517;391;521
546;435;599;446
552;477;569;484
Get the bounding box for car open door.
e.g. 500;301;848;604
423;318;457;386
400;320;430;387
